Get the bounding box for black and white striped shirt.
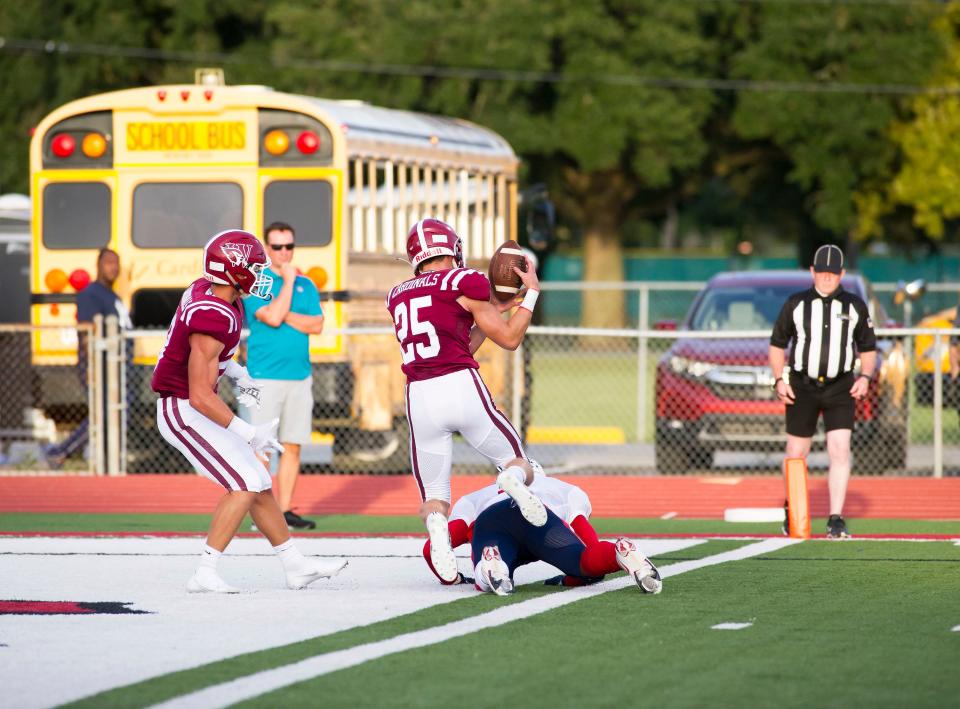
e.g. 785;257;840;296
770;286;876;380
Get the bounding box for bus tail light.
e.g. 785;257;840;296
51;134;76;158
69;269;91;291
296;130;319;154
264;129;290;155
44;268;68;315
81;133;107;158
306;266;328;290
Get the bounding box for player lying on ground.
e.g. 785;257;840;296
422;473;662;595
387;218;548;585
151;229;346;593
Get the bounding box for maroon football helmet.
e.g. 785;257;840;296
202;229;273;297
406;218;464;274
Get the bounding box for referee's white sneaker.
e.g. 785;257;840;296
186;568;241;594
425;512;459;584
615;538;662;595
286;558;348;590
497;468;547;527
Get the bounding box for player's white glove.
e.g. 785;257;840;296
227;417;285;455
251;418;284;455
224;360;261;410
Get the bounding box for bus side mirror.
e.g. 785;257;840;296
520;184;556;253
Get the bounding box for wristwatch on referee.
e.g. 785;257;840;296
772;376;784;392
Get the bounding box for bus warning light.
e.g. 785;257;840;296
265;129;290;155
51;134;76;158
45;268;68;292
297;130;320;154
81;133;107;159
157;90;167;102
306;266;328;290
68;269;91;291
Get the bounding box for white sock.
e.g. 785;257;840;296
500;466;526;487
199;545;221;571
273;539;307;572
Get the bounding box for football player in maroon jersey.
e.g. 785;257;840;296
386;218;546;584
152;230;346;593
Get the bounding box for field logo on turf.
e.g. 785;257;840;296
0;600;150;615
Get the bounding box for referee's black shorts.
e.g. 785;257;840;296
785;372;855;437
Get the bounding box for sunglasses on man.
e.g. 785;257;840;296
268;243;295;251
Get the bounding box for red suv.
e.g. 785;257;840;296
654;271;908;474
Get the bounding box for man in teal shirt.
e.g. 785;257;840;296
244;222;324;529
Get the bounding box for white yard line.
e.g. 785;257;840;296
153;538;801;709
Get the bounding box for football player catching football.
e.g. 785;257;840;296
386;218;546;584
152;229;346;593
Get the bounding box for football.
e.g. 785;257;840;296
488;240;528;302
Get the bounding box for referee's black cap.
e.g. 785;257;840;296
812;244;844;274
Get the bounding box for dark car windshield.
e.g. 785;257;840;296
688;286;801;331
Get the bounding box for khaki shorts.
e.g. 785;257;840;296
249;376;313;446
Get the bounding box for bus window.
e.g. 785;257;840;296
132;182;243;248
263;180;332;246
42;182;111;249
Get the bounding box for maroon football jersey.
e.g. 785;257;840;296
386;268;491;382
151;279;244;398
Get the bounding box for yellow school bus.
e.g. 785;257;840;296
30;69;524;469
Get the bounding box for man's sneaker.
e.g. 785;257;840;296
425;512;459;583
615;538;662;594
826;514;851;539
186;568;241;594
284;510;316;530
286;558;348;589
496;469;547;527
479;545;514;596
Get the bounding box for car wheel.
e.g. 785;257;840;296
655;429;692;475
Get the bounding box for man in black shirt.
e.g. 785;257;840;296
768;245;877;539
45;249;131;467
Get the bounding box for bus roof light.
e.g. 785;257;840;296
264;129;290;156
81;133;107;159
51;134;75;158
180;90;190;101
296;130;320;155
203;90;214;101
157;90;167;101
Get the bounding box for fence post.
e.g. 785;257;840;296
904;300;913;448
91;315;105;476
637;285;649;443
512;342;523;432
105;315;122;477
932;334;943;479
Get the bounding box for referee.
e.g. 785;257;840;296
768;245;877;539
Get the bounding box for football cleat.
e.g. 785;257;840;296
497;469;547;527
480;546;514;596
615;538;663;595
425;512;459;584
286;558;348;590
186;568;241;594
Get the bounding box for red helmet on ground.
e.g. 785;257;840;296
406;218;464;274
202;229;273;298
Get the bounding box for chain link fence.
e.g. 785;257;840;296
3;284;958;477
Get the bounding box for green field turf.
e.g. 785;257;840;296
1;512;957;536
61;539;960;709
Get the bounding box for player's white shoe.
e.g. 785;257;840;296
286;558;348;590
497;469;547;527
425;512;459;584
186;568;241;594
479;545;514;596
615;538;662;594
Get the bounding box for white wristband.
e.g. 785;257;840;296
519;289;539;313
227;416;255;442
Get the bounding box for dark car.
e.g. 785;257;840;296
654;271;908;474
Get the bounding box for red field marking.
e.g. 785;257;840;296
1;474;960;518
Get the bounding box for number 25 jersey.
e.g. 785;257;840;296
385;268;491;382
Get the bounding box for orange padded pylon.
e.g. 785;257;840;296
784;458;811;539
